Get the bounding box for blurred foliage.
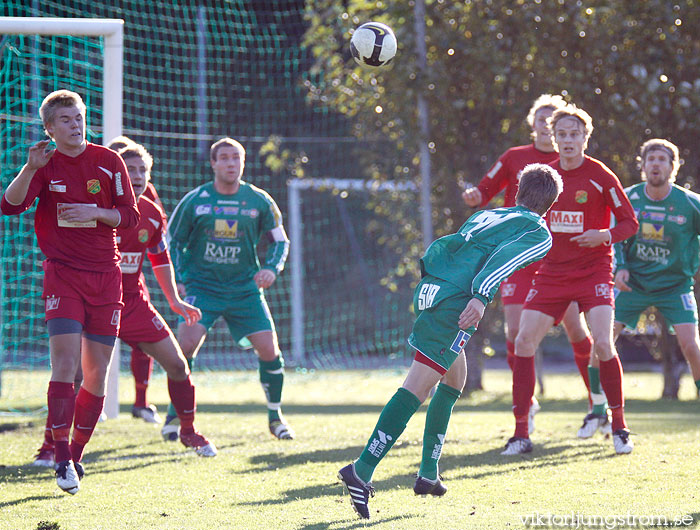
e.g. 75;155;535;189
299;0;700;353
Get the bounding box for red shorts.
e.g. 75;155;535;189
119;290;171;347
499;261;539;306
523;270;614;323
42;260;123;335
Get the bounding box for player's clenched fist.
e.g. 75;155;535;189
462;187;483;207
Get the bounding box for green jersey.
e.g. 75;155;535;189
168;180;289;294
421;206;552;306
614;183;700;294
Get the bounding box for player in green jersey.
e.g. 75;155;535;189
163;137;293;440
338;163;563;519
613;138;700;392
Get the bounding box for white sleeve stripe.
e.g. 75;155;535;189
269;225;288;242
486;160;503;179
478;238;551;297
476;233;552;296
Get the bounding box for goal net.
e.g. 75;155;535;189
0;3;421;414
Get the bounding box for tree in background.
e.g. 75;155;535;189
300;0;700;392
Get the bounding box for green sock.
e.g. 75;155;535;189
588;366;607;415
695;379;700;392
259;356;284;422
354;387;422;484
167;357;195;418
419;383;461;481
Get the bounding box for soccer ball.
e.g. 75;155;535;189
350;22;397;68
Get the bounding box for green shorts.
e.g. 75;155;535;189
407;275;476;372
614;287;698;329
182;287;275;349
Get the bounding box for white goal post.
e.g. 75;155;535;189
287;178;417;364
0;17;124;418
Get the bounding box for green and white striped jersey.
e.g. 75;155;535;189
614;183;700;293
421;205;552;305
168;181;289;294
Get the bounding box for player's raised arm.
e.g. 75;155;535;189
1;140;54;212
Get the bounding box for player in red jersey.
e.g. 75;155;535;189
30;143;217;461
463;95;595;432
106;136;164;423
502;104;639;456
116;144;216;455
1;90;140;494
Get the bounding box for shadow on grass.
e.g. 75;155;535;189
234;472;416;507
0;494;57;509
236;445;367;474
443;441;605;481
299;514;419;530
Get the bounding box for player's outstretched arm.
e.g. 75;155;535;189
3;140;54;206
458;297;485;329
614;269;632;292
151;262;201;325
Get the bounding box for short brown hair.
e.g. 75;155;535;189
210;137;245;162
550;104;594;143
118;144;153;172
107;135;136;152
516;163;563;216
39;89;86;137
526;94;566;128
638;138;680;182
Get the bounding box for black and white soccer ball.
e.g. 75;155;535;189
350;22;397;68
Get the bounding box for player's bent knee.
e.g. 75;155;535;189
514;335;537;357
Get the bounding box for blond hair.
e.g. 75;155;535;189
107;135;136;152
118;144;154;172
526;94;567;128
39;89;86;137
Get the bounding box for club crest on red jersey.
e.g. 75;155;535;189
138;229;149;243
87;179;101;194
575;190;588;203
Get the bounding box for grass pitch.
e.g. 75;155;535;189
1;368;699;530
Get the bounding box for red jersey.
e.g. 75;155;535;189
1;143;139;272
117;195;169;294
539;156;638;276
477;144;559;207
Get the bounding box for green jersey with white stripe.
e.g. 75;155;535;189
168;181;289;294
614;183;700;294
420;205;552;305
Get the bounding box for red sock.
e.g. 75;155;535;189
70;388;105;463
506;340;516;371
512;356;535;438
168;376;196;434
572;336;593;408
41;414;54;450
599;356;627;431
131;347;153;408
47;382;75;462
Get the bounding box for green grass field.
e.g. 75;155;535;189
0;368;699;530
